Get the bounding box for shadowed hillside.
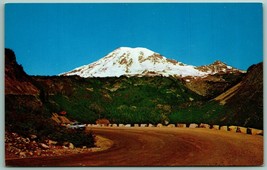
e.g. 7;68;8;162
215;62;263;129
5;49;95;150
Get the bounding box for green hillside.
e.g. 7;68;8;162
33;76;206;124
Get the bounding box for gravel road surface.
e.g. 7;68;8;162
5;127;263;166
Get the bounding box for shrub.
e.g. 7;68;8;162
49;128;95;147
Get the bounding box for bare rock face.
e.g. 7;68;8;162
5;48;40;95
196;61;244;75
181;61;245;98
181;72;244;98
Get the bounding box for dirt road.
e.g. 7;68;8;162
5;127;263;166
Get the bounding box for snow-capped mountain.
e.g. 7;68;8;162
60;47;244;78
196;61;246;74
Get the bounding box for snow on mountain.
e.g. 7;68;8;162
196;61;246;74
60;47;244;78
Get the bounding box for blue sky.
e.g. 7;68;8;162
5;3;263;76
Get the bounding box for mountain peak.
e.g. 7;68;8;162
212;60;227;66
117;47;156;54
60;47;246;78
60;47;207;78
196;60;245;74
106;47;159;61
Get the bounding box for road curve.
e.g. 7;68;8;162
6;127;263;167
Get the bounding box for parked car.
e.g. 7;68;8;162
66;122;86;130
